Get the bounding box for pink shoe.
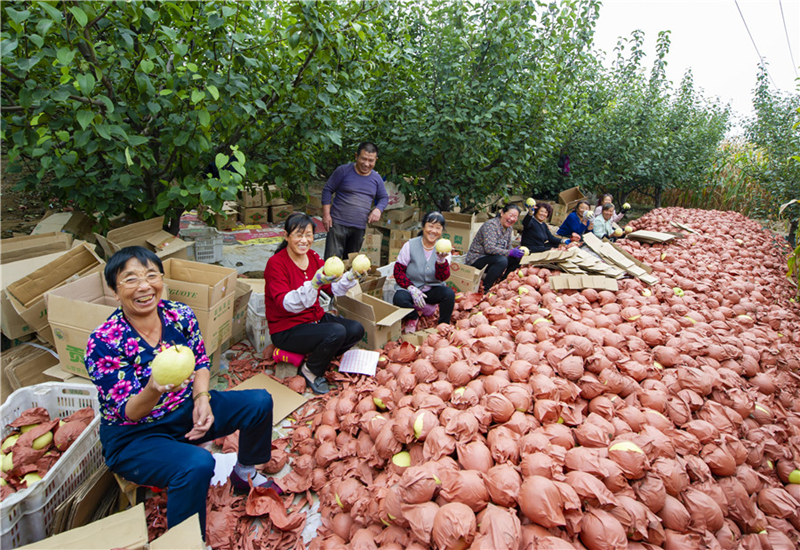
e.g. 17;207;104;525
272;348;305;367
403;319;418;334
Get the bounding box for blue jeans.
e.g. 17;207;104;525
324;223;365;260
99;388;273;535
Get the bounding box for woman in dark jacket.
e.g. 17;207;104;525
521;203;570;253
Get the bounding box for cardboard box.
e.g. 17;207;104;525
5;244;105;345
551;204;569;226
146;231;191;260
358;232;382;267
241;207;268;225
269;204;293;223
441;212;489;256
1;251;74;339
1;342;61;401
1;232;74;265
238;188;264;208
264;185;288;207
558;187;586;212
161;258;237;352
198;202;240;231
445;263;487;293
335;283;412;349
95;217;190;261
229;280;253;345
31;211;96;243
45;272;124;378
383;205;415;224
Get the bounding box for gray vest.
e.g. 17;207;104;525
406;237;443;288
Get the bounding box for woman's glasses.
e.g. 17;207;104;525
119;272;163;288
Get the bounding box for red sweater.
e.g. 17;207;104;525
263;248;328;334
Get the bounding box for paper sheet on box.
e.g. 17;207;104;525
338;349;379;376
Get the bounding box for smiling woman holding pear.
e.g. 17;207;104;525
85;246;277;541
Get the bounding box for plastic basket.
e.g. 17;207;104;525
246;302;270;353
191;227;224;264
1;383;102;549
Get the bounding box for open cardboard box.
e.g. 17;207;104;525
5;244;105;346
161;258;237;352
1;233;74;265
18;504;204;550
336;283;413;349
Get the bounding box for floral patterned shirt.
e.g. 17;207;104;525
85;300;210;426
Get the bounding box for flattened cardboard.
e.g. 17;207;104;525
1;232;73;264
626;230;677;243
161;258;237;309
5;244;105;344
550;274;619;291
337;283;413;349
232;373;308;424
150;514;205;550
18;503;148;549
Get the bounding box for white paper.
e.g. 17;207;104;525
338;349;379;376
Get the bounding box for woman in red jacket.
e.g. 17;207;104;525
264;213;364;394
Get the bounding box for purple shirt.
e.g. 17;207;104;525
322;163;388;229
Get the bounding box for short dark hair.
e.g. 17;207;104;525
105;246;163;291
276;212;313;253
535;202;553;217
573;200;590;213
501;203;521;215
357;142;378;156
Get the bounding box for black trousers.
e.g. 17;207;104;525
393;285;456;323
469;254;521;291
271;313;365;376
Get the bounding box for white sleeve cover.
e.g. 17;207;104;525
282;280;320;313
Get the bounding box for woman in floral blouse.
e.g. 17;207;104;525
86;246;276;539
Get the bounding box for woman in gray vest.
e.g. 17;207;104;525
392;211;455;333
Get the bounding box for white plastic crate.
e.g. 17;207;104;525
246;302;270;353
1;383;102;549
192;227;224;264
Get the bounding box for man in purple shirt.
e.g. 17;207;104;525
322;142;389;259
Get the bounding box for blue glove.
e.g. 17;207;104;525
508;247;524;259
408;285;427;309
311;267;339;290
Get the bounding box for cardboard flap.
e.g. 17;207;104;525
18;503;148;549
150;514;205;550
1;232;73;265
6;244;104;307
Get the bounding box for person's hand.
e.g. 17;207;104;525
311;267;339;289
408;286;427;309
436;251;449;264
570;233;581;243
508;247;524;259
344;268;365;282
322;213;333;231
186;395;214;441
367;208;382;224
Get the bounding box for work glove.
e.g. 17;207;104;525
311;267;339;290
436;251;449;264
345;268;365;282
408;285;427;309
508;247;524;259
